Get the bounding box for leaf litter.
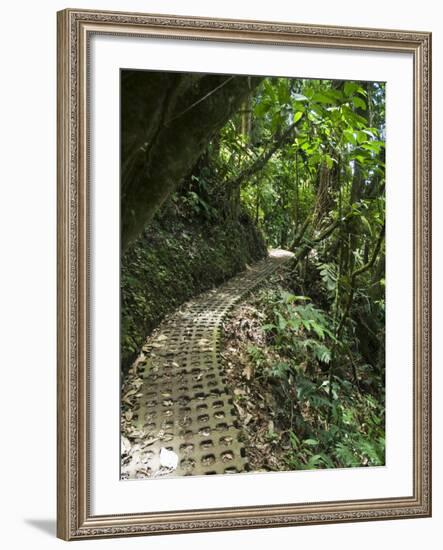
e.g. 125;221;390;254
220;283;294;473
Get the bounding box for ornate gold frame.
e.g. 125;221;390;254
57;8;432;540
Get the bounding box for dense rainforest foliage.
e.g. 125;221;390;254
121;72;386;469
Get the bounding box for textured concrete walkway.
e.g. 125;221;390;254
121;249;293;479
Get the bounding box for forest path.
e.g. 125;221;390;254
121;249;294;479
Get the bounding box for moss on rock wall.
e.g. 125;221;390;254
121;211;266;371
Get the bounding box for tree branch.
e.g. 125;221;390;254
290;210;354;260
291;215;311;248
227;122;299;190
164;76;235;126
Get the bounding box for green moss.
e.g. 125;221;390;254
121;211;266;371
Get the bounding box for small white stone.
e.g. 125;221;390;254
159;447;179;470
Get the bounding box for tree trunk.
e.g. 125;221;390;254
121;71;262;250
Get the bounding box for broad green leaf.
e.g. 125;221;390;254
344;81;360;97
312;92;337;105
356;130;368;144
343;129;357;145
303;439;319;446
352;96;367;110
293;111;304;124
292;93;309;102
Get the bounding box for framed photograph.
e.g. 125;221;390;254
57;8;431;540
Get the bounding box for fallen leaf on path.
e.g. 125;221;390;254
242;364;252;380
121;436;131;453
234;402;244;416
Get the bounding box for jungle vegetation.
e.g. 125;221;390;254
121;71;386;469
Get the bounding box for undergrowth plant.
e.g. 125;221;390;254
249;287;385;469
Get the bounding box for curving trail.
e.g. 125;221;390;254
121;249;293;479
